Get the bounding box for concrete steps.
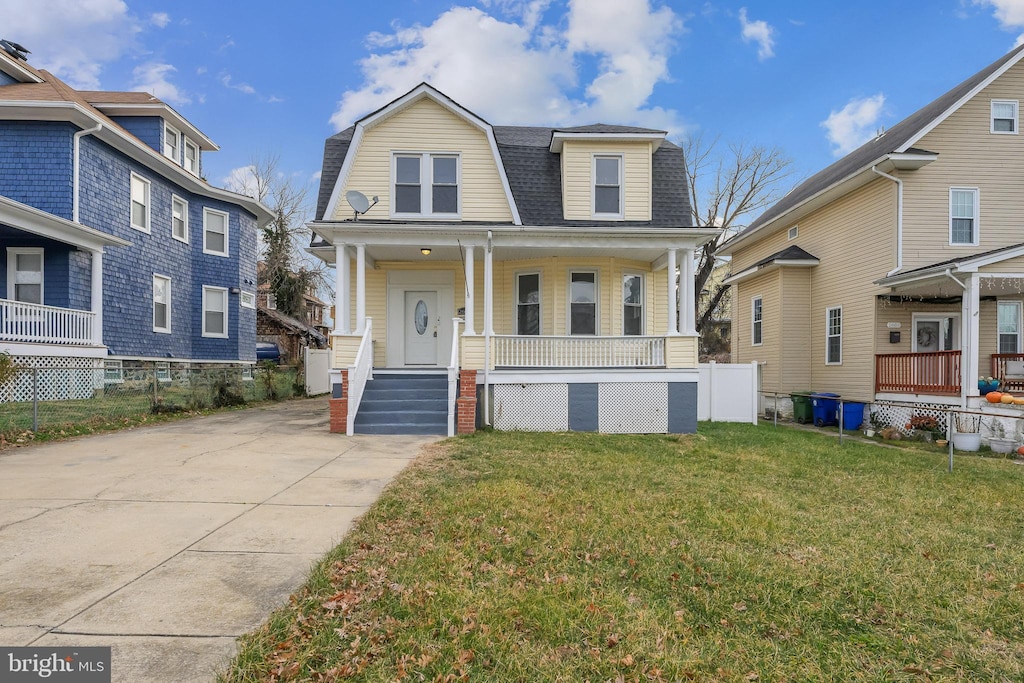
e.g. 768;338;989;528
353;372;448;435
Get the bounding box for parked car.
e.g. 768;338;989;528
256;342;282;364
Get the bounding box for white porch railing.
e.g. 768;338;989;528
447;318;463;437
346;319;374;436
0;299;95;345
493;335;666;368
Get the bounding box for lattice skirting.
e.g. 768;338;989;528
493;384;569;431
4;355;100;402
871;402;950;436
598;383;668;433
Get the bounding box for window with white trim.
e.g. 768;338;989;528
183;138;199;174
949;188;979;245
203;208;229;256
171;196;188;243
130;173;150;233
998;301;1021;354
392;153;460;217
202;286;229;338
266;292;277;310
752;296;763;346
788;226;798;240
163;122;180;161
156;361;171;382
153;274;171;333
992;100;1018;134
240;291;256;309
242;365;254;381
516;273;541;335
623;273;643;335
104;360;123;384
593;155;623;217
7;247;43;304
826;306;842;365
570;271;598;335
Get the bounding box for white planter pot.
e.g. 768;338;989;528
988;438;1015;454
952;431;981;452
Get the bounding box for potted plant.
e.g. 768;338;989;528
979;376;1000;394
952;413;981;452
908;414;942;442
865;410;885;438
987;418;1015;454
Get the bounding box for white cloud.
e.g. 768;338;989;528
0;0;140;89
738;7;775;61
821;93;886;156
330;0;688;134
150;12;170;28
131;62;190;105
975;0;1024;44
221;165;260;198
221;73;256;95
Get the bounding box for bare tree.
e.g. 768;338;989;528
681;134;794;349
225;154;328;320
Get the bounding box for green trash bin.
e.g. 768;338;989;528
791;391;814;424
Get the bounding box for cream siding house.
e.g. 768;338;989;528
721;44;1024;418
309;84;717;435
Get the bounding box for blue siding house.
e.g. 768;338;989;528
0;42;272;379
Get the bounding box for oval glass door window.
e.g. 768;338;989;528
414;300;428;335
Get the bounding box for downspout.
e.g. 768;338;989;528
73;123;103;223
483;230;492;426
943;269;966;291
872;166;903;276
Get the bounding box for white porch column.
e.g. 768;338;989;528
667;248;679;335
683;247;696;335
355;243;367;334
464;245;475;335
484;242;494;335
961;273;980;404
90;250;103;345
334;244;350;334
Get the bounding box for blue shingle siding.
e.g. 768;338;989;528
0;121;74;219
110;116;163;154
0;229;77;307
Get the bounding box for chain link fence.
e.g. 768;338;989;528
0;360;302;442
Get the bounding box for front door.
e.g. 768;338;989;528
404;291;438;365
912;315;958;391
913;316;956;352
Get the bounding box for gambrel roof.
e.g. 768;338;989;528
314;83;693;228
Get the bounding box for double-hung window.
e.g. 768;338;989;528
623;273;643;335
992;100;1018;134
516;273;541;335
393;153;459;217
593;155;623;217
7;247;43;304
570;271;597;335
203;208;229;256
202;286;228;338
171;196;188;243
163;123;180;162
184;139;199;174
826;306;842;365
153;274;171;333
752;296;763;346
130;173;150;233
950;188;979;245
998;301;1022;354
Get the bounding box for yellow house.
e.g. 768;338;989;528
721;44;1024;419
308;84;717;435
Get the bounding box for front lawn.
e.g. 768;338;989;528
221;425;1024;682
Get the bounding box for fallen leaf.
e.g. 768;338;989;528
607;633;621;648
733;602;747;612
620;654;634;666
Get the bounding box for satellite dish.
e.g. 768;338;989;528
345;190;379;221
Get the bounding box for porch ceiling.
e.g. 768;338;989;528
346;244;670;264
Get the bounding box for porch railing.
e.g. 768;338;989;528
875;350;961;395
494;335;666;368
991;353;1024;392
447;317;462;437
0;299;95;345
346;319;373;436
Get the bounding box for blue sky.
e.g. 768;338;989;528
6;0;1024;218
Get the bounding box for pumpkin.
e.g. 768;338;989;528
1014;398;1024;406
987;391;1004;403
1001;393;1016;404
1017;445;1024;456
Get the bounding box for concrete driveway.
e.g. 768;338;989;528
0;398;440;682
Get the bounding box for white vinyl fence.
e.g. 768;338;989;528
304;348;331;396
697;361;759;424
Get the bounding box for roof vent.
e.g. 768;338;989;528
0;39;30;61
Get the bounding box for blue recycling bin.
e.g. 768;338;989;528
811;393;840;427
842;401;865;431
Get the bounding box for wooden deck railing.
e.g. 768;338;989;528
991;353;1024;392
0;299;95;345
493;335;666;368
875;350;961;395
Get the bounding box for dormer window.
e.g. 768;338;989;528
992;100;1018;134
184;138;199;175
593;155;623;218
163;123;180;162
392;153;460;218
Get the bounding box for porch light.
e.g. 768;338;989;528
420;248;432;256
